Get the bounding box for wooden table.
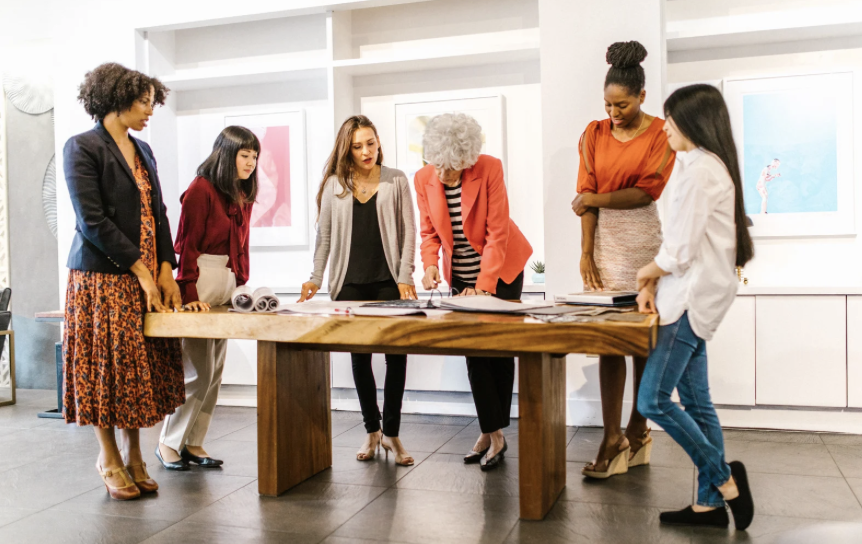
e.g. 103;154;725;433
145;307;658;520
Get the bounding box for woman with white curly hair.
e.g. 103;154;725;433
414;113;533;471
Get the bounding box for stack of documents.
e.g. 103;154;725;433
553;291;638;307
436;297;554;314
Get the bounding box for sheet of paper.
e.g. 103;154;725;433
351;307;452;317
439;297;554;313
278;300;358;315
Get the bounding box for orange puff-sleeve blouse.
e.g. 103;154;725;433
576;118;676;201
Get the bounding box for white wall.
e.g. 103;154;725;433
668;47;862;287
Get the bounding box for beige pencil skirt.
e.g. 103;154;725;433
591;202;663;292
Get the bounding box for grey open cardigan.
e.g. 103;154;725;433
310;166;416;300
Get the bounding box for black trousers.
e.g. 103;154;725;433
336;279;407;437
451;272;524;434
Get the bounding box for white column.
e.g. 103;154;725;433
538;0;666;425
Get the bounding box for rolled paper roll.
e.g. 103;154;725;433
253;287;279;312
231;285;255;312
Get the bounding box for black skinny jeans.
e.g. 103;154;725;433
451;272;524;434
335;279;407;437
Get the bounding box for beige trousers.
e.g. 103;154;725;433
160;255;236;450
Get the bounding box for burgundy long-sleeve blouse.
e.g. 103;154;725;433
174;176;253;304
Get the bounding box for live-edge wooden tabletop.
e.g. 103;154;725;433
145;306;658;358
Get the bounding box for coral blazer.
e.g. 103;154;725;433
414;155;532;294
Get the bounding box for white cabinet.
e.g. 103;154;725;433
848;297;862;408
755;296;846;407
706;296;755;405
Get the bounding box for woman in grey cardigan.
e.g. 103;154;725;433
299;115;416;466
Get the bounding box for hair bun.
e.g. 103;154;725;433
606;41;647;69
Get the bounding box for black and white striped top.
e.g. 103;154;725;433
444;183;482;283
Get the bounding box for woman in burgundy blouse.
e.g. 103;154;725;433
156;126;258;470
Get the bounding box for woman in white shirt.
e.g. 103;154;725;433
635;84;755;530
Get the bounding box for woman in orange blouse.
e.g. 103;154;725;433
571;41;676;479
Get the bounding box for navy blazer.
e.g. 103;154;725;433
64;121;177;273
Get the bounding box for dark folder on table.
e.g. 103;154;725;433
553;291;638;307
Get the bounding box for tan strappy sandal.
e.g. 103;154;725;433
357;431;381;462
628;428;653;468
126;461;159;493
97;463;141;501
381;435;415;466
582;436;630;479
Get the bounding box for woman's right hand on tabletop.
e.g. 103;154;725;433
637;287;657;314
138;274;168;313
580;253;603;291
422;266;441;290
183;301;211;312
131;260;168;313
297;281;319;302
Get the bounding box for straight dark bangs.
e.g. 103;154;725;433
196;126;260;204
663;84;754;267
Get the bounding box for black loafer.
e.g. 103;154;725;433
464;446;490;464
660;506;729;527
480;439;508;471
727;461;754;530
155;445;189;471
181;447;224;468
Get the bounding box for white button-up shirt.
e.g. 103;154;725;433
655;147;739;341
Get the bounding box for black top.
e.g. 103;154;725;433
63;121;176;273
343;193;393;285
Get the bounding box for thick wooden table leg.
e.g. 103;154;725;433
257;341;332;496
518;352;567;520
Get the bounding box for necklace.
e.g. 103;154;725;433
354;166;379;195
614;112;647;143
632;112;647;137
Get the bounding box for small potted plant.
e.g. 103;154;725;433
530;260;545;284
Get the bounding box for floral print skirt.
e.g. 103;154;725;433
62;270;184;428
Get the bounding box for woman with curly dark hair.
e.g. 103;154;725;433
62;62;184;500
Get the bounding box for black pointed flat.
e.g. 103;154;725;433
660;506;729;527
480;439;508;471
181;447;224;468
464;446;490;464
155;445;189;471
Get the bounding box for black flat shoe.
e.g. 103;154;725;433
480;439;508;472
181;447;224;468
660;506;729;527
727;461;754;530
464;446;490;464
155;445;189;471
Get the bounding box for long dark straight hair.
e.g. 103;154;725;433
197;126;260;204
663;84;754;267
316;115;383;215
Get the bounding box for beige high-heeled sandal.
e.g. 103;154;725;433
582;437;630;479
628;428;653;468
381;435;414;466
357;431;381;462
97;463;141;501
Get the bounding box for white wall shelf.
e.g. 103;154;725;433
160;64;330;91
332;45;539;77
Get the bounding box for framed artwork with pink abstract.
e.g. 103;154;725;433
224;111;308;247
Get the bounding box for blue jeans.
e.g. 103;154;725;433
637;312;732;507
